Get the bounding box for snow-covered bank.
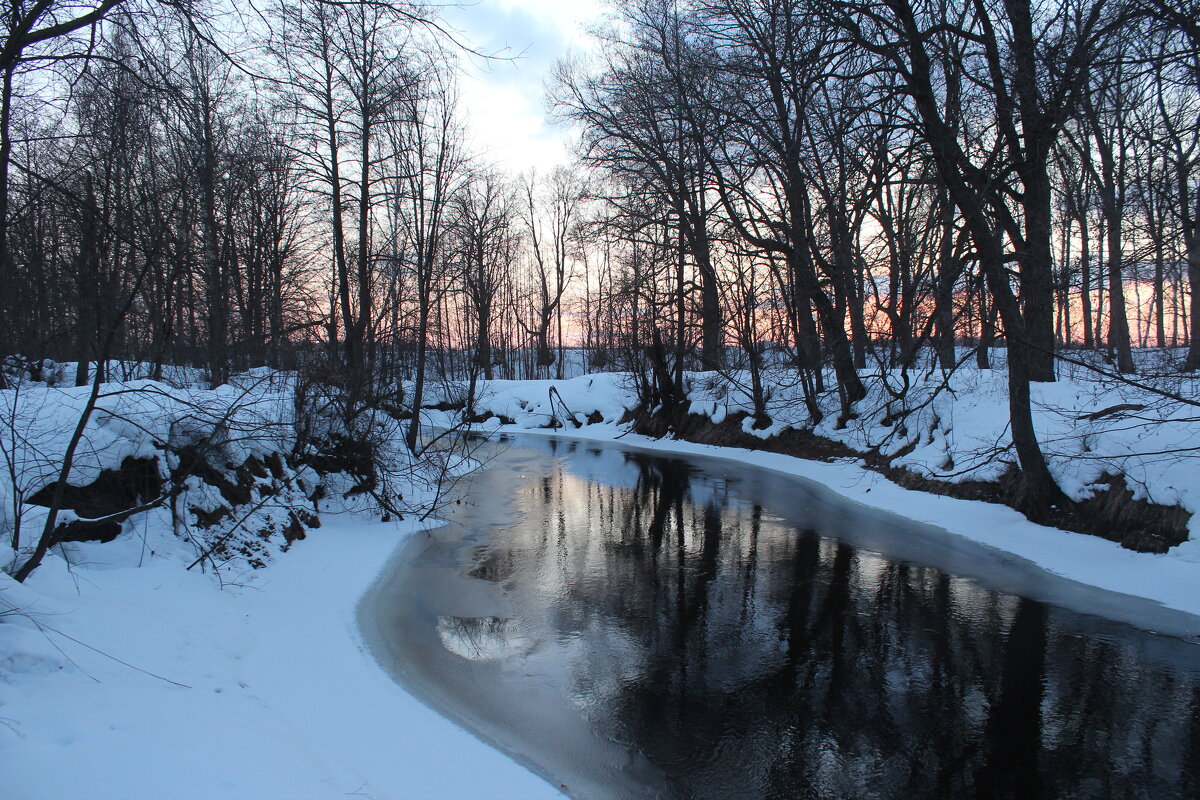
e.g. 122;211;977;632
1;513;564;800
461;362;1200;520
0;369;565;799
437;366;1200;627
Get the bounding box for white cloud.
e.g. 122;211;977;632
440;0;603;176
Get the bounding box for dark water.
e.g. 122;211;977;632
367;437;1200;800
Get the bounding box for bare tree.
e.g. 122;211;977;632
450;167;520;412
521;167;582;377
388;61;466;452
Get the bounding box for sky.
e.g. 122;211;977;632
438;0;606;177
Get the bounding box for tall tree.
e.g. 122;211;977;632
823;0;1109;510
390;62;466;452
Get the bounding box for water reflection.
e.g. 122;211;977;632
401;441;1200;799
436;616;533;661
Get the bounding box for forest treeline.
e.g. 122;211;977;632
0;0;1196;515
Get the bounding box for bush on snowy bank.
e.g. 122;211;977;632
0;373;323;582
0;365;472;583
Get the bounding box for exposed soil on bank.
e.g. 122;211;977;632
620;406;1190;555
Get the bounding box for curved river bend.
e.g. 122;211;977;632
361;436;1200;800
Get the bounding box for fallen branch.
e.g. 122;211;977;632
0;600;191;688
1076;403;1147;422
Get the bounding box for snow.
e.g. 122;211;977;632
0;370;565;800
468;373;633;428
0;374;297;540
459;354;1200;511
1;514;565;800
5;354;1200;799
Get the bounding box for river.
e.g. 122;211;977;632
360;435;1200;799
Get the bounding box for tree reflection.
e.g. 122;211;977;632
475;450;1200;799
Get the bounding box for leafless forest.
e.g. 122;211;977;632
0;0;1197;516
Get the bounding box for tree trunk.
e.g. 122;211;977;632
406;302;430;453
1154;247;1166;348
1006;0;1056;381
0;60;14;305
323;70;354;374
356;114;373;381
1184;224;1200;370
1078;212;1094;348
977;270;993;369
1105;213;1135;374
1018;162;1058;381
1182;187;1200;370
1095;220;1106;349
934;188;958;369
696;242;723;371
75;175;99;387
991;261;1068;514
199;93;226;388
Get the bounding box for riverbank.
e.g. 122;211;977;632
0;510;564;799
458;362;1200;545
425;367;1200;632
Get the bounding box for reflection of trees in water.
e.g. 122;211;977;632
435;616;532;661
482;453;1200;799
